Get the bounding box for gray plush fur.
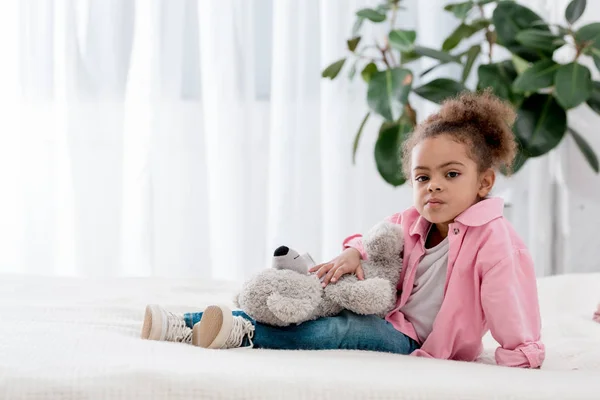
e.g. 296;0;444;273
234;221;403;326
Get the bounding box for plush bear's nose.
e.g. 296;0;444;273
273;246;289;257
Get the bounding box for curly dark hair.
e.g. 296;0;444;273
402;89;518;178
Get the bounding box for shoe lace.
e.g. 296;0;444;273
166;311;193;344
225;316;255;348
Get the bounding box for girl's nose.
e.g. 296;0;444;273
428;182;442;192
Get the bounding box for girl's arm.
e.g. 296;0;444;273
342;213;403;260
480;249;545;368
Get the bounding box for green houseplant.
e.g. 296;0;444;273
322;0;600;186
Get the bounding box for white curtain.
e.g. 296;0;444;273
0;0;595;279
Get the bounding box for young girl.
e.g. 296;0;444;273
141;91;545;368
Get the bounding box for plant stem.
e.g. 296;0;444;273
478;5;493;63
390;4;398;32
375;40;391;68
388;4;399;67
358;54;386;63
568;28;584;61
386;46;398;67
574;45;582;61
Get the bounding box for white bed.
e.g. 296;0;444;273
0;273;599;400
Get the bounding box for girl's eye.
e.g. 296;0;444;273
415;175;429;182
447;171;460;178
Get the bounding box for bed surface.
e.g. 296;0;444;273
1;273;599;399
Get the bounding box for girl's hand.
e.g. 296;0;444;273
309;248;364;287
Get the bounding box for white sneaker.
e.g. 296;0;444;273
192;305;255;349
141;304;193;344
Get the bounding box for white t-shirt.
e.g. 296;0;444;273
399;235;449;343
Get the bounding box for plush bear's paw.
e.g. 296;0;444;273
326;278;395;316
266;292;317;324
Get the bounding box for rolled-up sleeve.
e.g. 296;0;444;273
342;235;367;260
481;249;545;368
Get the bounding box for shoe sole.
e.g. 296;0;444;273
141;304;166;341
192;305;232;349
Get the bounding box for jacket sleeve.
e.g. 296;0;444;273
480;249;545;368
341;213;403;260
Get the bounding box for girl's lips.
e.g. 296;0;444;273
426;199;445;208
427;199;444;204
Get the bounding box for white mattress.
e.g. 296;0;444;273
0;273;599;400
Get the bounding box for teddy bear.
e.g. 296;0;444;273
233;221;403;327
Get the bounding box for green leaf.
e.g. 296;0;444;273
512;145;529;174
514;94;566;157
462;44;480;83
557;25;571;36
413;45;460;63
585;81;600;115
477;60;520;103
443;24;474;52
361;62;378;83
515;29;561;53
575;22;600;52
389;29;417;52
414;78;467;104
512;59;559;92
444;2;474;20
566;0;586;25
352;112;370;164
492;2;553;62
512;54;531;75
470;18;492;31
593;50;600;70
367;68;413;121
568;127;599;173
321;58;346;80
500;140;528;176
356;8;386;23
347;37;361;52
400;50;421;64
374;118;413;186
352;18;364;36
443;19;489;52
554;62;592;109
376;3;392;13
419;62;448;78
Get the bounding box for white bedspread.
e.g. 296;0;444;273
0;273;599;399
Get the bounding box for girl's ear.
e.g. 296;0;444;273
478;168;495;198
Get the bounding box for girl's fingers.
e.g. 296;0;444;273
331;264;351;283
323;263;345;286
356;265;365;280
309;262;329;273
315;263;333;279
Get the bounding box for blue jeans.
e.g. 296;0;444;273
184;310;420;354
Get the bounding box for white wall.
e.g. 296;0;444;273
546;0;600;274
481;0;600;276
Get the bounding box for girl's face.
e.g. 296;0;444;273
410;135;495;232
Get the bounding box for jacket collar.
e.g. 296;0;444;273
409;197;505;238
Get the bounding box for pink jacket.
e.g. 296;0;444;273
343;197;545;368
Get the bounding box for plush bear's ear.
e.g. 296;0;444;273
364;221;404;260
273;246;289;257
